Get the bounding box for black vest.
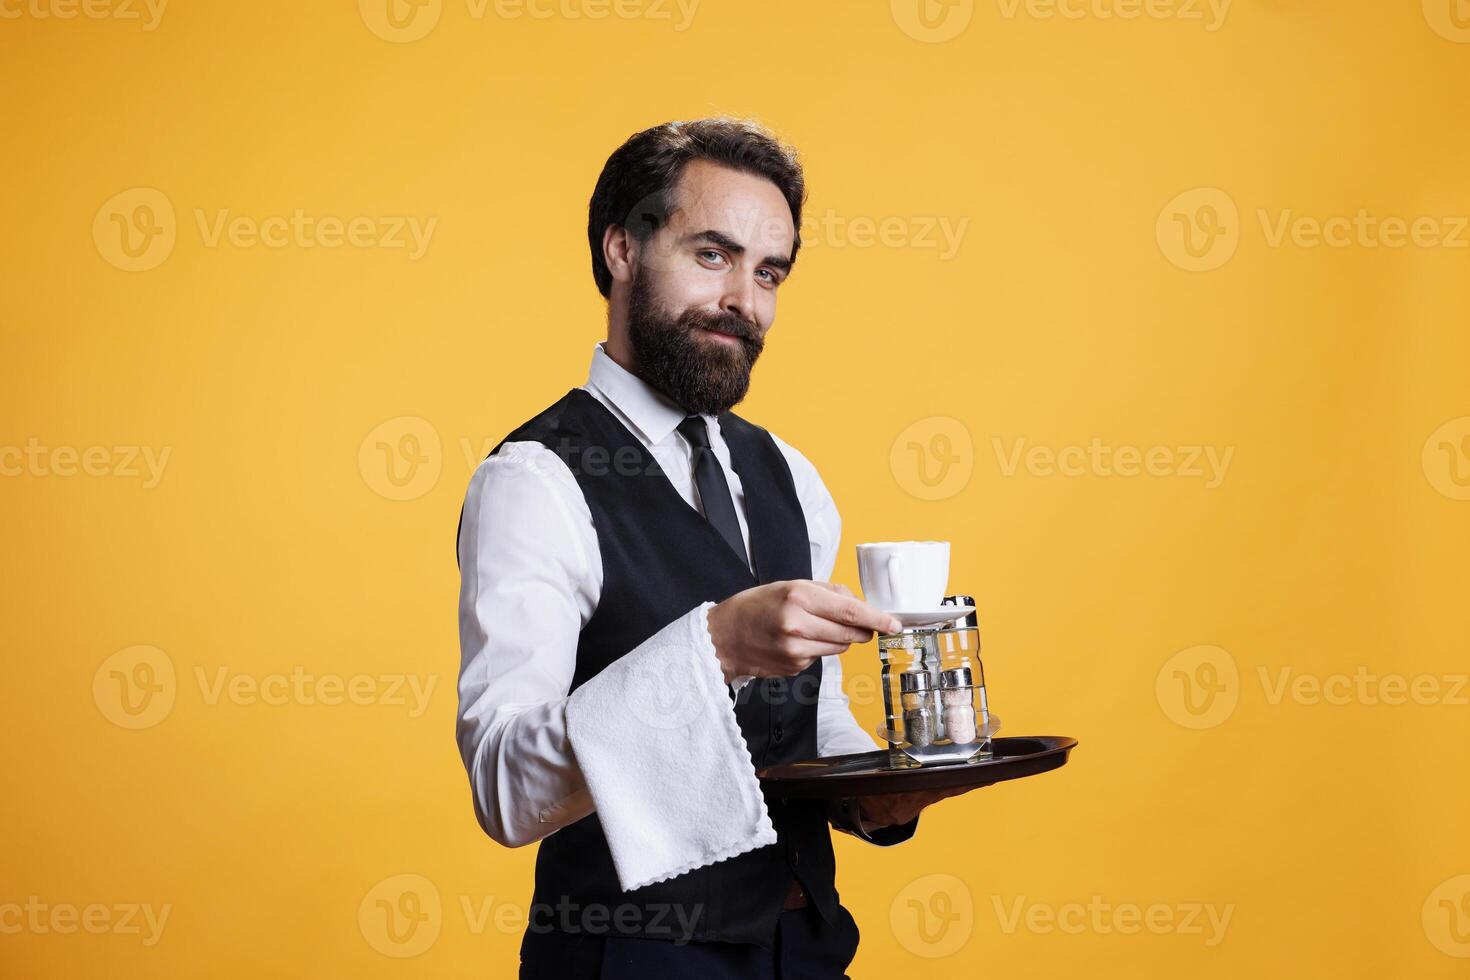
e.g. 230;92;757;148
480;388;839;948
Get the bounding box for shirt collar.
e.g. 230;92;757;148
585;341;701;448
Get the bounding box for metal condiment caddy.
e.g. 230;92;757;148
875;594;999;768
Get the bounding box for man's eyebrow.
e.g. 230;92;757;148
681;228;794;273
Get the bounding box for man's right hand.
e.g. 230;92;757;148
706;581;904;684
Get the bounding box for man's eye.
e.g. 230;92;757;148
697;249;726;265
757;269;782;286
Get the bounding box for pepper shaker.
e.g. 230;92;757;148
899;669;936;748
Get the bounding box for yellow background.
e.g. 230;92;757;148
3;0;1468;976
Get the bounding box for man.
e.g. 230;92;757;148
456;117;960;978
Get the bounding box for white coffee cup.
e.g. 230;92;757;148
856;541;950;611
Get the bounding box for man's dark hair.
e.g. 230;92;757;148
587;117;807;299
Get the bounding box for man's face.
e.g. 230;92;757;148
624;158;796;416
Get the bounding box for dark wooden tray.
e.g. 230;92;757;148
757;736;1078;799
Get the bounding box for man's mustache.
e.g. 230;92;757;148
681;310;763;351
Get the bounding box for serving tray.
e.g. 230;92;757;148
756;736;1077;799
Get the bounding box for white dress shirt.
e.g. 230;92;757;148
455;341;898;850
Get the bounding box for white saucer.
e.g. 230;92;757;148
885;606;976;630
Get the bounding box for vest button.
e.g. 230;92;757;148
789;846;800;866
772;723;784;744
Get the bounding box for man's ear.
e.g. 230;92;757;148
603;225;637;287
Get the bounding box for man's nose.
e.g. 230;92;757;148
720;275;757;325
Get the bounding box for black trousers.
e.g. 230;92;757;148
519;903;862;979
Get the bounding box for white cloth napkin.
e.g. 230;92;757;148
564;601;776;892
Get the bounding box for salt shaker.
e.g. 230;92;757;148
939;665;978;744
899;670;936;747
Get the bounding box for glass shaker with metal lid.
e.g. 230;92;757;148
876;594;998;766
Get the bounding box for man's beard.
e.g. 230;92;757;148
626;268;764;417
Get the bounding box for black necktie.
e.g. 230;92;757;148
676;415;748;567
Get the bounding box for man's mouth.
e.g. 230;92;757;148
698;325;744;345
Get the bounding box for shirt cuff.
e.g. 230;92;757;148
827;797;919;846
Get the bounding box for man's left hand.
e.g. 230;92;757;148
856;785;974;828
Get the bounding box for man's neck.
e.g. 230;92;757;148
602;335;639;377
